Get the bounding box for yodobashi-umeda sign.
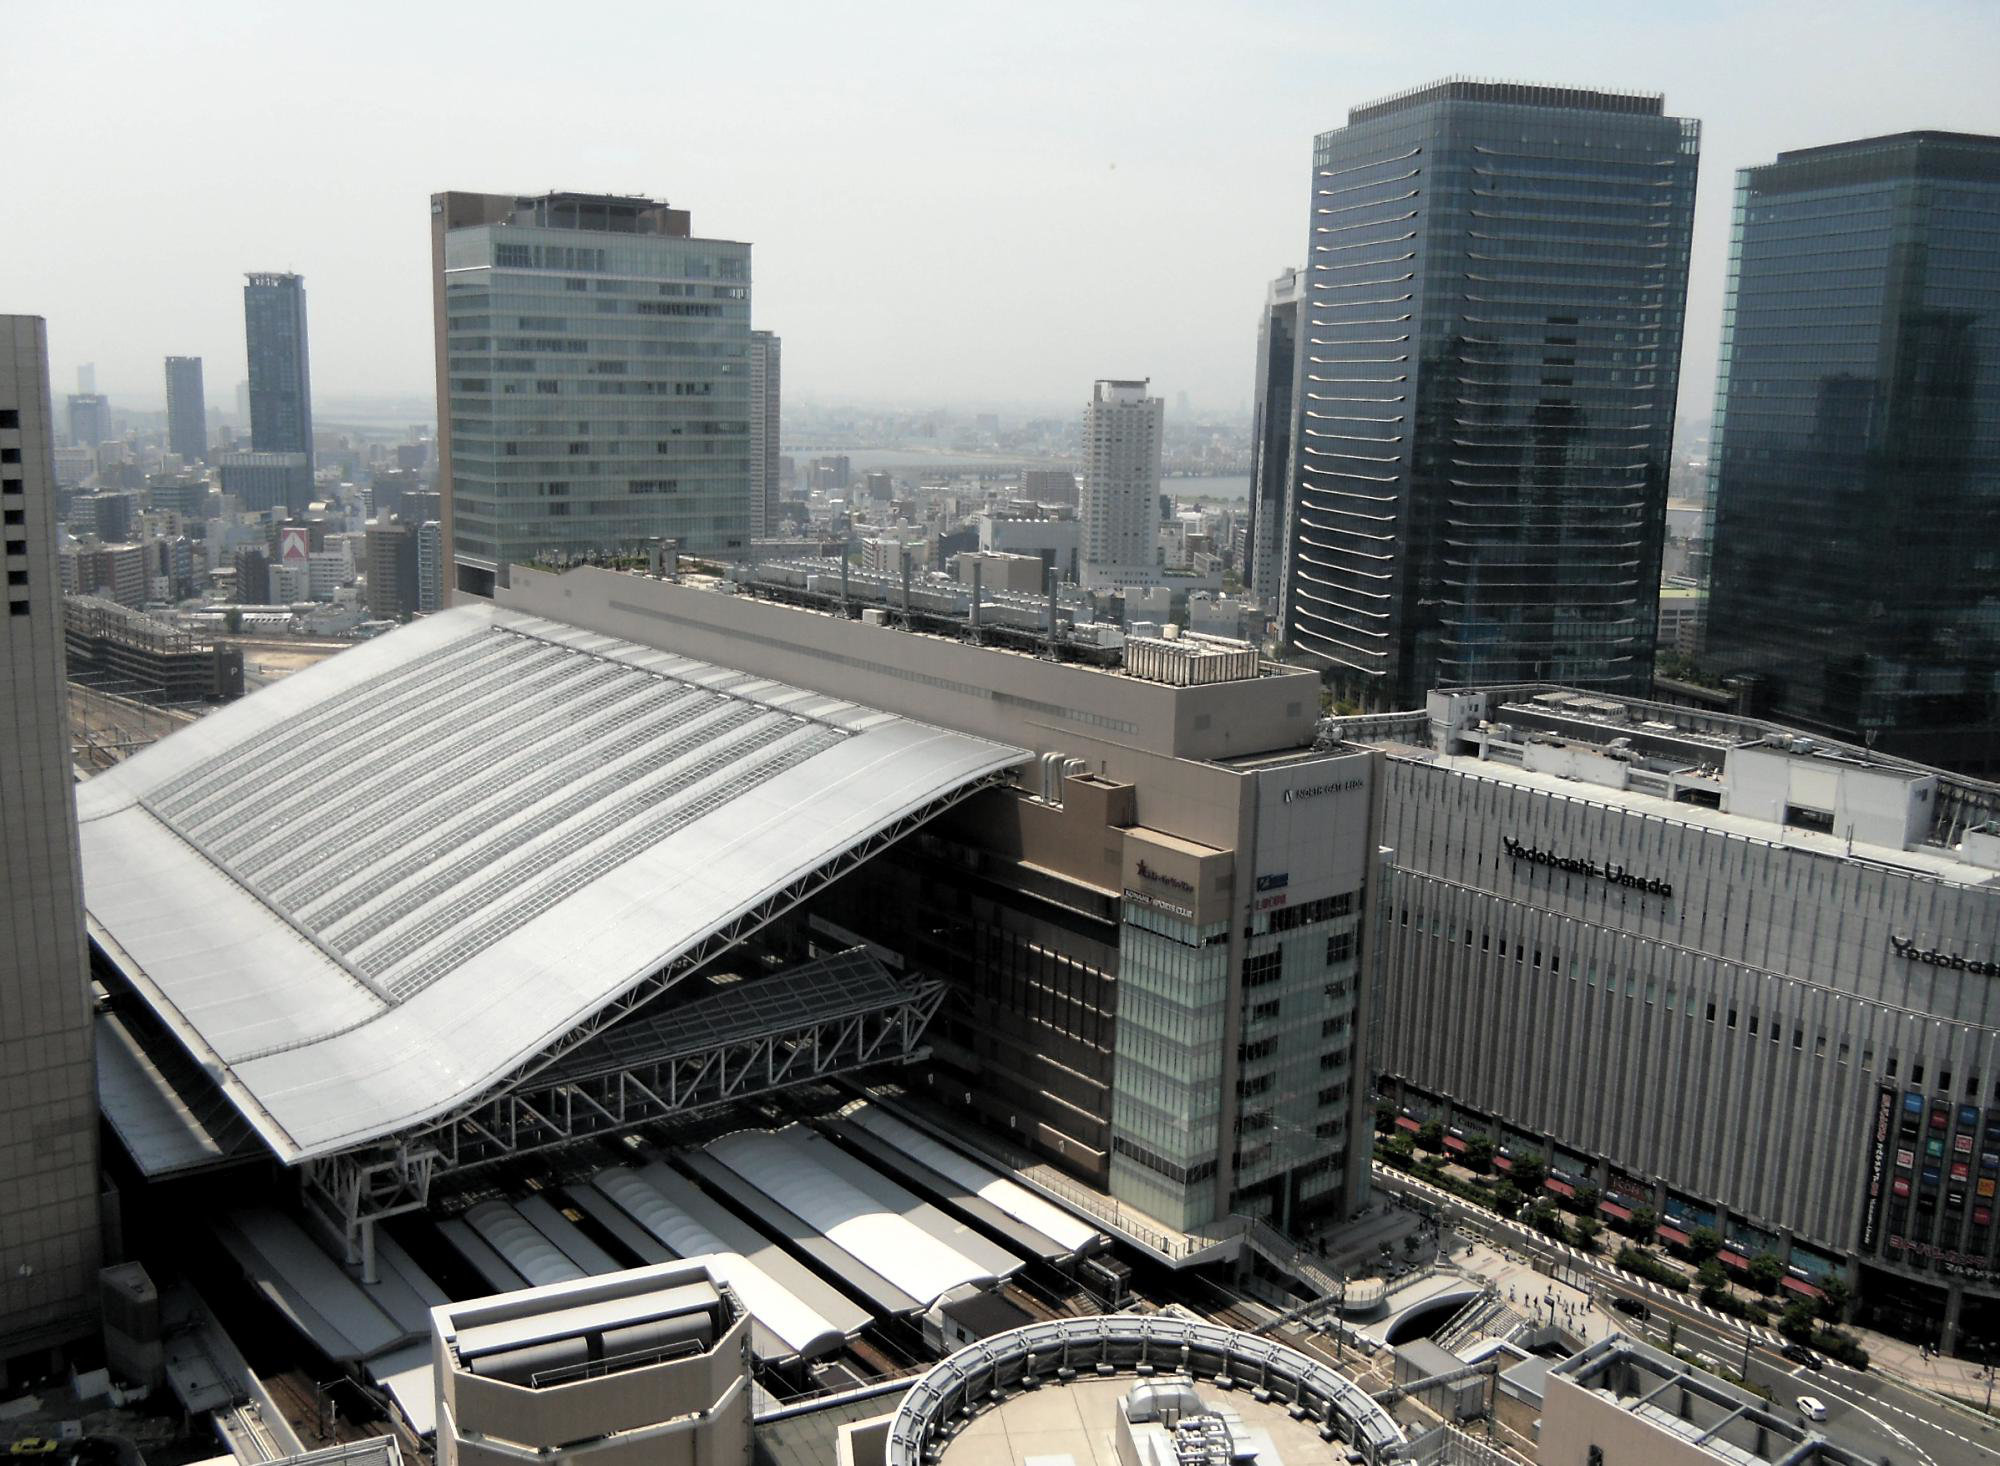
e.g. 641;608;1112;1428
1890;935;2000;978
1501;837;1674;899
1861;1085;1895;1252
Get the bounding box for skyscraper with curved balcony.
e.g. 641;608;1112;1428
1278;79;1700;708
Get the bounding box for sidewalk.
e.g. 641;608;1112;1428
1377;1158;2000;1420
1857;1327;1998;1414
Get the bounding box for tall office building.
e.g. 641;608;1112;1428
430;191;754;600
217;451;312;515
365;519;420;621
66;392;109;451
243;272;313;468
1705;132;2000;775
1244;268;1300;603
416;519;444;614
1280;79;1700;707
1079;378;1164;590
0;316;102;1370
163;355;206;463
749;330;781;537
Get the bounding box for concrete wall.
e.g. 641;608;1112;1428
500;566;1316;850
1374;748;2000;1273
1538;1374;1713;1466
0;316;102;1367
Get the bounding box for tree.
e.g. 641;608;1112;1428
1510;1152;1548;1194
1687;1226;1724;1263
1417;1119;1446;1153
1779;1300;1819;1343
1463;1134;1496;1173
1574;1217;1603;1254
1491;1189;1523;1220
1403;1232;1423;1257
1814;1275;1852;1324
1526;1200;1568;1242
1374;1100;1396;1135
1696;1260;1729;1306
1748;1251;1786;1296
224;607;244;634
1385;1133;1416;1167
1571;1183;1603;1216
1627;1205;1659;1243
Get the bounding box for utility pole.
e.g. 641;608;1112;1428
1740;1322;1754;1383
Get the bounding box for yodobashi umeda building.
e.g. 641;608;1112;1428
1348;687;2000;1352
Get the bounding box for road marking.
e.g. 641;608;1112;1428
1809;1372;1940;1464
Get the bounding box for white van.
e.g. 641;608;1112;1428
1796;1394;1828;1422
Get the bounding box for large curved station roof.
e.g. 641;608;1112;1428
79;604;1024;1164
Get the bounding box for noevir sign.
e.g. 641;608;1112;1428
1501;837;1674;899
1890;935;2000;978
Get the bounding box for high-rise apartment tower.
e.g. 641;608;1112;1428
1079;379;1164;590
1245;269;1300;602
1705;132;2000;775
1279;79;1700;706
750;330;781;537
243;273;313;468
0;316;102;1370
163;355;206;463
430;191;754;600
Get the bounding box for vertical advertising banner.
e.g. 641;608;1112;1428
1860;1085;1896;1252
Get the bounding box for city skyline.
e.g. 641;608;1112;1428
4;2;1996;421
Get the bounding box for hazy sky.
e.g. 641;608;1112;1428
6;1;1996;423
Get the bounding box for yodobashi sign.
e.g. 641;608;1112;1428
1890;934;2000;978
1501;836;1675;900
1861;1085;1895;1252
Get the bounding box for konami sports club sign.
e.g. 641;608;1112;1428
1501;836;1674;899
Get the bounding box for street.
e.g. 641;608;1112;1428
1371;1164;2000;1464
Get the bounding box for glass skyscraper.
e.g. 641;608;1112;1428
1245;267;1299;602
431;191;753;599
163;355;205;462
243;272;313;468
1705;132;2000;774
1279;79;1700;707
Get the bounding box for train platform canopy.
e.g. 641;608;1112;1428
696;1124;1028;1311
78;604;1025;1165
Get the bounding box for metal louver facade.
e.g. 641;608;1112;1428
1280;79;1699;707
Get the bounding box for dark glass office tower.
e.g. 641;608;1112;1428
243;272;313;468
1706;133;2000;774
1245;267;1299;601
1280;80;1700;707
163;355;205;462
